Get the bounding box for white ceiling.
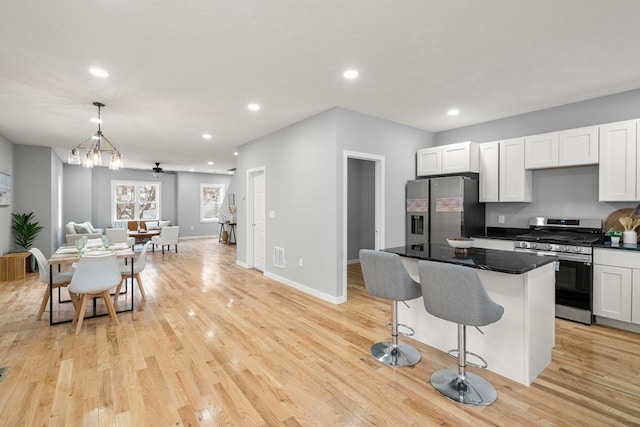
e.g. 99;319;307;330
1;1;639;174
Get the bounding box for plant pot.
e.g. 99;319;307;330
611;236;620;245
623;230;637;244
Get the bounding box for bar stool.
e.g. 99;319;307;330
359;249;422;367
418;260;504;406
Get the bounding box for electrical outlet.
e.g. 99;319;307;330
298;257;303;267
269;210;276;218
498;215;505;224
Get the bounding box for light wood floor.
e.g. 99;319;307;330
0;239;638;426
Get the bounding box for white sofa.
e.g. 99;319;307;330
65;221;103;245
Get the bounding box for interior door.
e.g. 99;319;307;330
252;172;265;271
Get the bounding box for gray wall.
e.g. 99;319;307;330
234;107;432;300
336;108;433;249
435;89;640;146
12;145;61;256
176;172;233;237
64;164;232;238
0;134;13;254
235;108;339;297
347;158;376;261
434;89;640;228
63;165;92;227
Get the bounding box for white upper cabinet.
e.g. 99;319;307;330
499;138;532;202
479;142;499;202
525;126;599;169
416;147;441;176
525;132;558;169
558;125;599;166
416;141;479;177
598;119;638;201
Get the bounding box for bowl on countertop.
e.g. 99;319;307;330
447;237;474;248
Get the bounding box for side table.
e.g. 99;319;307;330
0;252;31;281
218;222;237;245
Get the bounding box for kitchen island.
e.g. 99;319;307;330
384;243;557;386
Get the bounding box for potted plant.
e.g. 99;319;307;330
604;228;623;245
11;212;44;271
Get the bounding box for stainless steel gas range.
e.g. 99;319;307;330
514;217;602;324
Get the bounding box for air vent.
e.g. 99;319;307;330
274;247;285;269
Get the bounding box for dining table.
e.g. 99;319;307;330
47;242;136;326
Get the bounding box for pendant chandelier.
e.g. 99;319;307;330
68;101;123;170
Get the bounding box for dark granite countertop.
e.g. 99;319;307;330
472;227;529;240
593;242;640;252
384;243;557;274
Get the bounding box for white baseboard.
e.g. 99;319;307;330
264;271;346;305
235;259;249;268
179;234;216;240
347;258;360;265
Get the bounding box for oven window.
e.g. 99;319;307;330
555;259;592;310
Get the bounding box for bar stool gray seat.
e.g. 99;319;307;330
359;249;422;367
418;260;504;406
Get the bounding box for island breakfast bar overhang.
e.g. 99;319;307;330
384;244;557;386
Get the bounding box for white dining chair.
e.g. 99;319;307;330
114;241;151;304
151;226;180;254
105;227;135;248
68;253;122;335
29;247;75;320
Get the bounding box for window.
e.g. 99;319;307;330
112;181;160;221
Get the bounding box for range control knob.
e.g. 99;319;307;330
562;245;570;252
531;243;537;249
519;242;528;248
572;246;581;253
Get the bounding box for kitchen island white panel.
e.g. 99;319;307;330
398;257;555;386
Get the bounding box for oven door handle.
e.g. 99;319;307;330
515;248;591;263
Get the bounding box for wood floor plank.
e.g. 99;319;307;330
0;238;639;426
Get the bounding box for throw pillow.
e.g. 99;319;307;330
80;221;96;233
65;222;77;235
146;221;160;230
74;224;91;234
159;220;170;228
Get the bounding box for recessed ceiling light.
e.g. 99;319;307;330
202;133;212;139
343;69;359;79
248;103;260;111
233;151;238;156
189;168;194;172
207;161;214;165
228;171;234;175
91;118;102;124
89;67;109;78
447;108;460;116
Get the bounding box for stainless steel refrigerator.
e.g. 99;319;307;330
406;176;485;246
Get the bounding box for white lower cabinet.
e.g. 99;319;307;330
593;249;640;325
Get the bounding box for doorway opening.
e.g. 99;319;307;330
342;151;385;301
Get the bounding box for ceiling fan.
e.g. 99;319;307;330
151;162;164;177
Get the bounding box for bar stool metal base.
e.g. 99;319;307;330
371;341;421;367
430;368;497;406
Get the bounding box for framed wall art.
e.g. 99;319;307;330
0;172;11;206
200;183;224;223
